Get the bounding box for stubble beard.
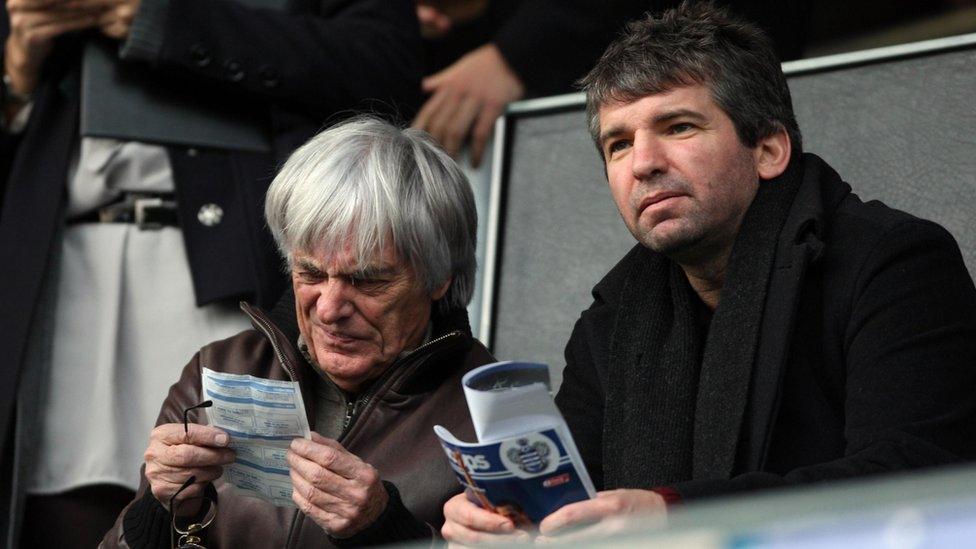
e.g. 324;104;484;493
634;207;710;259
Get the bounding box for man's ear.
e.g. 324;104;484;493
431;276;452;301
754;127;792;181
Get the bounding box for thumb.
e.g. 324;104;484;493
157;423;230;447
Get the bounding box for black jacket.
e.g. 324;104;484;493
0;0;421;508
556;154;976;498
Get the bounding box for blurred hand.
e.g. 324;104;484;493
412;43;524;167
287;432;389;538
415;0;486;39
144;423;236;509
4;0;101;95
93;0;139;39
536;489;667;543
416;3;450;39
441;491;531;546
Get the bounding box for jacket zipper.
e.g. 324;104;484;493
246;312;463;548
243;306;299;381
337;330;462;441
243;306;306;547
343;399;356;430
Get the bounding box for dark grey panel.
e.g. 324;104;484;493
490;109;633;386
790;48;976;274
490;42;976;387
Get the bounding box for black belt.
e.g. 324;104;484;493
68;193;180;230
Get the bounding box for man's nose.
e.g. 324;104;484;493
631;132;668;181
315;279;354;323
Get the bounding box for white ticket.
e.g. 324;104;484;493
201;367;311;507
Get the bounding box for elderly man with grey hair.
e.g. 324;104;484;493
101;116;492;548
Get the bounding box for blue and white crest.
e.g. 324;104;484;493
499;433;559;479
507;437;550;474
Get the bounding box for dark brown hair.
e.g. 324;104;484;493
580;1;801;153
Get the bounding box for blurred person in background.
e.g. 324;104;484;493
0;1;421;546
411;0;807;167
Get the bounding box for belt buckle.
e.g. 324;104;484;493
134;197;164;230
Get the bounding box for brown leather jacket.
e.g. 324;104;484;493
101;300;491;548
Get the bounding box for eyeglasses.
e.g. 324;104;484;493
169;474;217;548
171;400;218;548
183;400;213;434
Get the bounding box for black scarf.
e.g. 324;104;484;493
602;164;802;489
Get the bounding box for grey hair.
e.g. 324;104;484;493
264;116;478;314
580;1;801;155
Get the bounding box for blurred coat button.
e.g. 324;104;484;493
187;148;198;157
225;59;245;82
258;66;280;89
197;203;224;227
190;44;211;67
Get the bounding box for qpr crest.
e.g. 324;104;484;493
500;433;559;479
507;438;551;474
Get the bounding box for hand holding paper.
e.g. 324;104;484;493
441;491;531;546
435;361;595;528
201;367;312;507
287;433;389;538
143;423;236;508
536;489;667;542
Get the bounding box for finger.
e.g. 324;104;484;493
441;94;480;158
6;0;76;11
469;101;503;167
149;476;208;505
443;492;515;533
154;465;225;486
441;521;530;546
412;87;450;130
538;499;608;536
147;439;236;469
14;0;116;12
287;451;356;498
8;2;99;16
98;13;125;38
537;516;633;544
12;8;97;30
290;437;362;479
425;90;465;150
421;69;447;93
61;0;118;10
416;4;452;38
290;467;353;516
153;423;231;448
19;13;99;41
309;432;336;446
292;483;349;534
161;444;236;468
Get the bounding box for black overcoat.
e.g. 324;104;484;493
557;154;976;497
